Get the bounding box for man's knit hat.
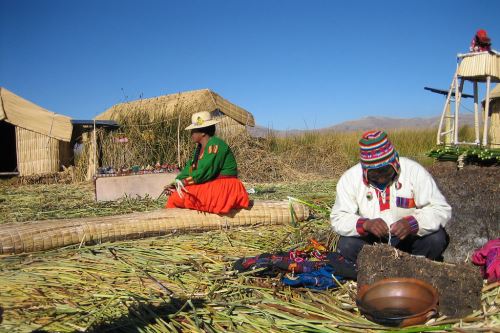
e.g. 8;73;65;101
359;130;400;184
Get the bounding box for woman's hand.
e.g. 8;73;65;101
163;183;176;195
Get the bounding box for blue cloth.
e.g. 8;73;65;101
281;265;343;290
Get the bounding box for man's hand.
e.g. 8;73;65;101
390;219;412;240
363;218;389;238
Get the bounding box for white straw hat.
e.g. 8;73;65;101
184;111;220;130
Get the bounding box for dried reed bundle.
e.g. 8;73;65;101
0;223;497;332
0;201;309;254
0;175;498;332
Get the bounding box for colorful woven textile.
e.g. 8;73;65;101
282;266;343;290
396;196;416;209
233;248;357;280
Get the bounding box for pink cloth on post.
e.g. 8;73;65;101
471;239;500;282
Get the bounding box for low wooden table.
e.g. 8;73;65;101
95;172;178;201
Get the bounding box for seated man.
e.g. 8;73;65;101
330;130;451;263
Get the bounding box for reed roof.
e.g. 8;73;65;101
95;89;255;127
0;87;72;141
489;84;500;100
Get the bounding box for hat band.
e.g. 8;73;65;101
361;152;397;169
194;116;207;126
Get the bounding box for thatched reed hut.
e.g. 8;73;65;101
81;89;255;180
0;87;72;176
95;89;255;135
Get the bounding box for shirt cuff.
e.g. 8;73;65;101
183;177;195;185
356;218;369;236
404;216;419;234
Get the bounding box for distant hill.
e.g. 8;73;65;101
248;114;476;137
323;114;475;132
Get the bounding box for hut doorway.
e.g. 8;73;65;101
0;121;18;174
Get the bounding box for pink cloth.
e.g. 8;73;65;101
472;239;500;282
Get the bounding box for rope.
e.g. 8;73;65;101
208;90;218;111
45;112;56;149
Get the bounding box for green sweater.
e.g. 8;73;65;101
176;136;238;185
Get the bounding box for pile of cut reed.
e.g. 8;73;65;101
0;181;164;223
0;219;498;333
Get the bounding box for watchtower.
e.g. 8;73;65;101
436;51;500;147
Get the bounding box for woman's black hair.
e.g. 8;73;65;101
191;144;202;170
190;125;216;169
194;125;216;137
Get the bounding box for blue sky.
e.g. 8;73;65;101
1;0;499;130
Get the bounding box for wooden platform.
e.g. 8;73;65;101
95;172;177;201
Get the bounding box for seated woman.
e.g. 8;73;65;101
165;111;250;214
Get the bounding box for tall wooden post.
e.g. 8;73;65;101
473;82;480;144
454;77;464;144
84;131;96;181
444;103;452;145
482;76;491;146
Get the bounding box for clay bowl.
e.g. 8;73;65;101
356;278;438;327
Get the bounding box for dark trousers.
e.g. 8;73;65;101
337;228;449;263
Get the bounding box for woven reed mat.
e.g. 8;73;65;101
0;200;309;255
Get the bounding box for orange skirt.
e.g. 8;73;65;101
165;176;250;214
